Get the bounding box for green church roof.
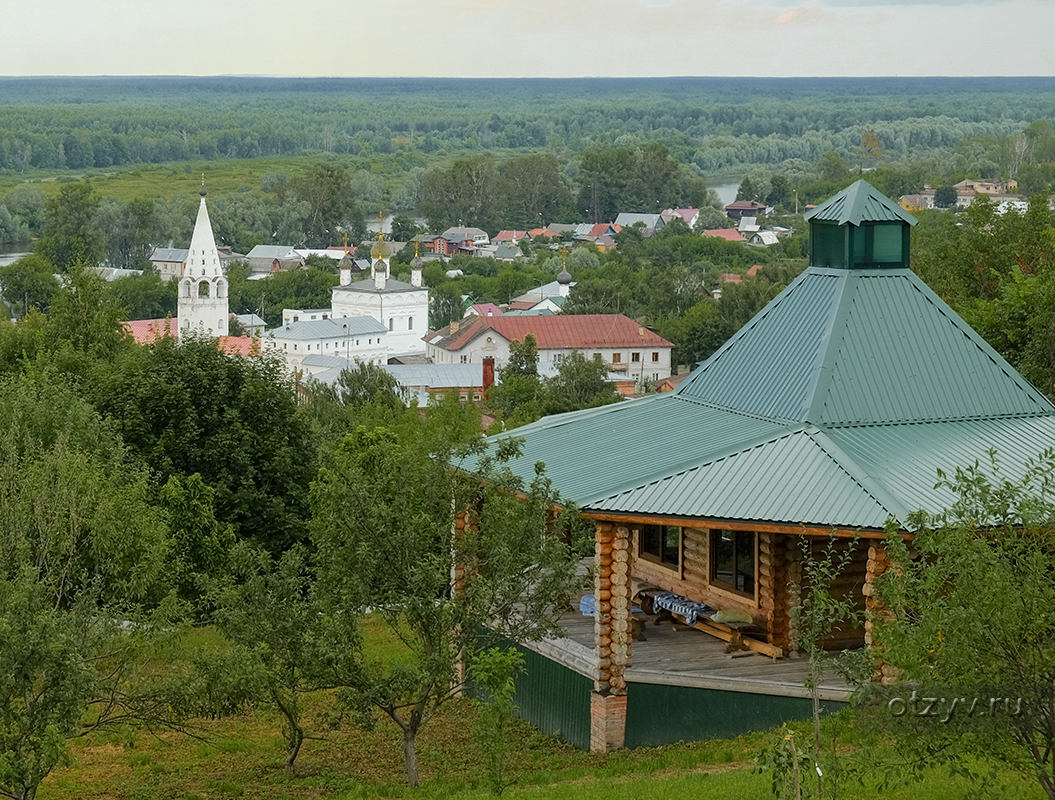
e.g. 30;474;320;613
805;179;918;226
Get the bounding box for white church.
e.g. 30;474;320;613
124;185;257;354
178;185;230;336
125;189;430;369
270;235;430;366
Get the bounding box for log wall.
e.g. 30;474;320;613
627;525;870;652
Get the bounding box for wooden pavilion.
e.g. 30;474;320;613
484;181;1055;751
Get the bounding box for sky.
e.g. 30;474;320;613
3;0;1052;78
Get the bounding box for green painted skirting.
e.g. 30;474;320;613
483;633;846;750
624;681;846;748
508;644;592;750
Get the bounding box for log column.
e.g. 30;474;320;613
864;540;898;685
758;532;794;653
591;521;632;752
784;539;802;653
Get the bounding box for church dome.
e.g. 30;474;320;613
371;239;392;260
557;268;573;285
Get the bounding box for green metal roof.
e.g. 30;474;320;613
481;183;1055;531
586;426;902;529
805;179;918;226
676;268;1052;425
481;394;785;507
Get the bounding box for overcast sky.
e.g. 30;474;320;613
3;0;1051;78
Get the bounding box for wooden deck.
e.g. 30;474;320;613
521;606;855;703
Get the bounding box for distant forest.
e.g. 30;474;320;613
1;77;1054;175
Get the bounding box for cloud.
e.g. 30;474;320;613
771;6;828;23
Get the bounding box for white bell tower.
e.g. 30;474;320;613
178;181;228;338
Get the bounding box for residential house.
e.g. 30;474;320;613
421;234;450;256
723;200;768;220
737;216;761;235
467;303;503;318
575;222;621;238
661;208;700;229
441;226;490;248
246;244;302;274
233;313;266;337
651;372;689;393
476;242;522;262
614;213;665;232
424;313;673;382
150;248;189;280
954;177;1017;196
478;180;1055;752
546;223;579;238
508;272;574;313
493;230;528;244
749;231;780;247
702;228;746;243
124;317;259;356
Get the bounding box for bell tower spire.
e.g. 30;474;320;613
178;178;228;338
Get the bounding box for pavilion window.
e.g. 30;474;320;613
710;529;756;597
639;524;680;569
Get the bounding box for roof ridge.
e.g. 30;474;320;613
805;270;855;421
675;268;815;403
801;426;911;524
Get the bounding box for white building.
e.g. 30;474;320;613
331;238;429;355
263;316;388;371
177;187;229;338
425;313;674;383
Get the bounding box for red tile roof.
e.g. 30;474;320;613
218;336;261;356
123;317;178;342
718;273;743;284
703;229;746;242
493;230;527;242
123;318;261;356
428;314;672;353
469;303;503;317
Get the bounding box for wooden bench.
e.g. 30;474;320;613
634;586;784;659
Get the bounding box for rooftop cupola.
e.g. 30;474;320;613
804;179;917;270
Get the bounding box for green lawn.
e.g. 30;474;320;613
33;619;1046;799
